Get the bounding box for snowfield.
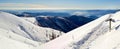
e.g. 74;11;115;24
0;11;120;49
0;11;64;49
39;11;120;49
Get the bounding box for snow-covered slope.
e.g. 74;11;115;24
0;11;64;46
39;11;120;49
22;17;37;24
88;30;120;49
0;35;34;49
1;11;120;49
88;11;120;49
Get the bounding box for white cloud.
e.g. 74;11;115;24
0;3;80;10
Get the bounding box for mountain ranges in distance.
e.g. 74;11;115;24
2;10;119;33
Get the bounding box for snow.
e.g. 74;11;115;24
0;28;39;47
39;11;120;49
22;17;37;24
88;11;120;49
0;11;120;49
0;11;64;49
0;11;64;43
88;30;120;49
39;11;111;49
0;35;34;49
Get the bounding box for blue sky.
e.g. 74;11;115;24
0;0;120;9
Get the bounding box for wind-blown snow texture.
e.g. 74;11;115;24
39;11;120;49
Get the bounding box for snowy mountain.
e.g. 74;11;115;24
39;11;120;49
1;10;118;33
1;10;120;49
36;15;94;32
0;11;64;49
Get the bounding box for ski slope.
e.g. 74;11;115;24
39;11;120;49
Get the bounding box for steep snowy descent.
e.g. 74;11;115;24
39;11;120;49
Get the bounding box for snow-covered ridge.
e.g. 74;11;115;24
39;11;120;49
0;11;120;49
22;17;37;24
88;11;120;49
0;11;64;48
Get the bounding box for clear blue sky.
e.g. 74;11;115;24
0;0;120;9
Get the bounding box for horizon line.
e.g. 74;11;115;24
0;8;119;10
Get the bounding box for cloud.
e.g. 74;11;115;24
0;3;49;10
0;3;82;10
